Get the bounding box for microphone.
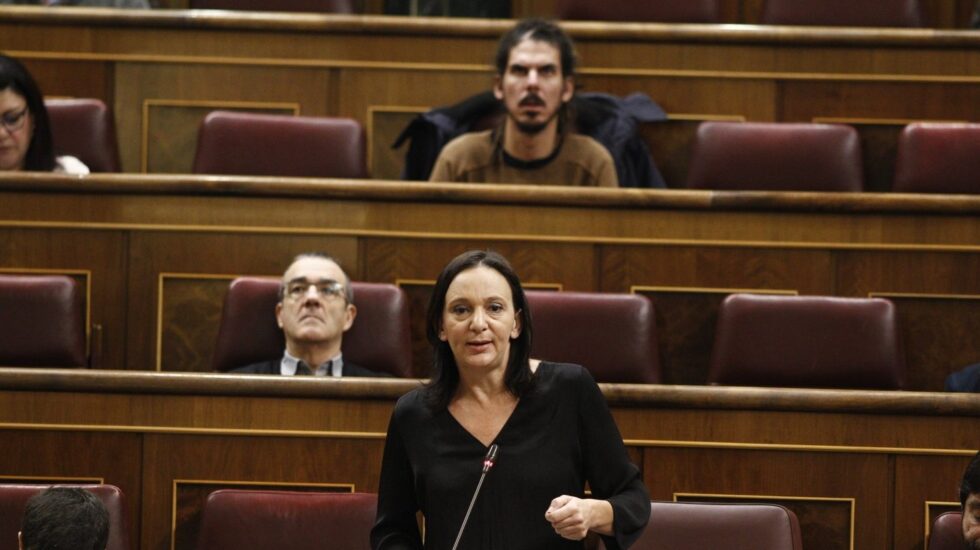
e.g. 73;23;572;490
451;444;499;550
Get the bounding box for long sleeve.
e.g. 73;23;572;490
575;366;650;549
371;398;424;550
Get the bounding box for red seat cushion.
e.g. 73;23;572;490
761;0;924;26
556;0;721;23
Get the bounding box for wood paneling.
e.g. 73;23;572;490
2;175;980;388
126;232;358;371
0;430;143;548
0;228;127;370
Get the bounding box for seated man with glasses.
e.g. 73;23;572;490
231;253;386;377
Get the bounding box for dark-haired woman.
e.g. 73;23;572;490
372;250;650;549
0;54;88;174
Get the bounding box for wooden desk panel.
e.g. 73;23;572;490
0;369;976;550
1;174;979;387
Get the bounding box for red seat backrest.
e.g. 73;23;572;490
686;122;864;192
0;274;86;368
893;122;980;194
189;0;354;13
708;293;906;389
196;490;375;550
192;111;367;178
526;290;660;383
45;98;121;173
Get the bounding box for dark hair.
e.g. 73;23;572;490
279;252;354;304
494;18;577;79
0;53;55;171
961;450;980;507
424;250;535;410
20;487;110;550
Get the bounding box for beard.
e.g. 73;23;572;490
509;94;561;136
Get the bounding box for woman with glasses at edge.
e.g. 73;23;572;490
0;53;88;174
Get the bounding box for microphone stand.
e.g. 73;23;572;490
450;444;499;550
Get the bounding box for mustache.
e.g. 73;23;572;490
519;94;545;106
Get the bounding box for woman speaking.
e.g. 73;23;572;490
372;250;650;549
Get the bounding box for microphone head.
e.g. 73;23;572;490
482;444;499;473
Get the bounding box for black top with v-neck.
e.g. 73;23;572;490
371;362;650;550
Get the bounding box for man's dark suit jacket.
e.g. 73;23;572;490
945;362;980;392
230;359;390;377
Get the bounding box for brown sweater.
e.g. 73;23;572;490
429;130;619;187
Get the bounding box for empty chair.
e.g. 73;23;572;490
189;0;354;13
192;111;367;178
760;0;924;27
525;290;660;383
556;0;722;23
0;274;86;368
211;277;413;377
708;294;905;389
893;122;980;194
686;122;864;192
929;511;964;550
45;98;122;173
196;490;375;550
0;484;132;550
602;501;803;550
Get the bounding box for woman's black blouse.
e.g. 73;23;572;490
371;362;650;549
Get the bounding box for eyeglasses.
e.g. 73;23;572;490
0;107;29;134
284;279;346;301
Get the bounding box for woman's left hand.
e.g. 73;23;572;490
544;495;614;540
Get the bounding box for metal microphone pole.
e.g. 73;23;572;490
450;444;499;550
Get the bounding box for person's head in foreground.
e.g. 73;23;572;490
19;487;109;550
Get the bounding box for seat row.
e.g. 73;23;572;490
686;121;980;194
0;483;966;550
48;99;980;195
0;273;910;389
187;0;933;28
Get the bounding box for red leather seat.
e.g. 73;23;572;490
211;277;413;377
760;0;924;27
928;511;964;550
556;0;722;23
525;290;660;383
0;484;132;550
192;111;367;178
893;123;980;194
196;490;375;550
44;98;122;173
189;0;354;13
0;275;86;368
601;501;803;550
686;122;864;191
708;294;905;389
